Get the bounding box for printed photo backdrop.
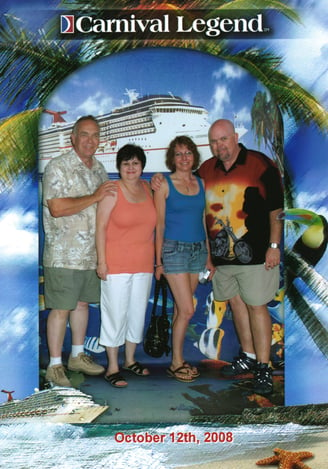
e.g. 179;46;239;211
38;47;284;388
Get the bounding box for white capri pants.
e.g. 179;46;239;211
99;272;153;347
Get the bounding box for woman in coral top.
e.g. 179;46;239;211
96;144;156;388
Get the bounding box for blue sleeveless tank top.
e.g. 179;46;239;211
164;175;206;242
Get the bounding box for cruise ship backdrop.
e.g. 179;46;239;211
0;387;108;424
39;90;247;175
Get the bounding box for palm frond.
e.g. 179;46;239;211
0;109;42;189
285;250;328;308
287;283;328;360
209;0;300;24
58;0;201;8
220;47;328;131
0;15;85;107
284;166;297;211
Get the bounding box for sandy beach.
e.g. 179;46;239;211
178;430;328;469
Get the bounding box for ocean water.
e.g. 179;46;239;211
0;422;325;468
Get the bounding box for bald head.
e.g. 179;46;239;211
208;119;236;138
208;119;240;169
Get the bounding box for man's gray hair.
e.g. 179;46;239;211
72;115;99;135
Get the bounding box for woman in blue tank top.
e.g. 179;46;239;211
154;136;211;382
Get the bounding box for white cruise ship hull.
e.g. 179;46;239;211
0;387;108;424
39;94;247;175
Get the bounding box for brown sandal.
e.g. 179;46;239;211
183;361;200;377
166;365;196;382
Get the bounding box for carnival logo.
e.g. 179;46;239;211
60;15;75;34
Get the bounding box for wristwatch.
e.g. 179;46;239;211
268;242;280;249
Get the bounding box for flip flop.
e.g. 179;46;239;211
183;361;200;377
166;365;196;383
104;372;128;388
123;361;150;376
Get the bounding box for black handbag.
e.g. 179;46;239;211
143;275;171;358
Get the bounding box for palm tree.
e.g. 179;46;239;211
251;91;284;174
250;90;297;210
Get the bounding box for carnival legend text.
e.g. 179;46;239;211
63;13;266;37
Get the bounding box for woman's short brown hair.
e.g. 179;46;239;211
165;136;201;172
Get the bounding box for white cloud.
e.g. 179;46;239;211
296;191;328;219
278;37;327;90
42;87;115;127
0;307;30;353
182;92;192;105
0;209;38;263
233;106;252;125
49;94;70;112
213;63;245;80
272;1;328;98
209;85;230;120
76;92;114;118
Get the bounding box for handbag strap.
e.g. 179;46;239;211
151;275;168;318
161;275;168;318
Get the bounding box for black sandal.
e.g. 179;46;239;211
104;372;128;388
123;361;150;376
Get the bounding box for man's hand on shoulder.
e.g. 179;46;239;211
94;180;117;202
151;173;164;191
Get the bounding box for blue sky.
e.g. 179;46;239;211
0;176;39;399
40;47;263;151
0;0;327;403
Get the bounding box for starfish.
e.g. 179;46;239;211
256;448;314;469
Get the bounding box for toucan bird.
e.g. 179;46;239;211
280;208;327;266
279;208;328;287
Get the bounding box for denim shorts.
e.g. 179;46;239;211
162;239;207;274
